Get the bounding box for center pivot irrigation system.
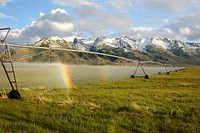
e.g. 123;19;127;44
0;28;182;99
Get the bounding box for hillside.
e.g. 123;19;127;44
12;36;200;65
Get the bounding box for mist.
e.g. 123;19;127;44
0;63;179;89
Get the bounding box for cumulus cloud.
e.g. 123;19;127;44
50;8;68;14
39;8;74;23
50;0;200;41
78;13;133;36
3;0;200;43
69;1;134;37
7;8;75;44
166;12;200;41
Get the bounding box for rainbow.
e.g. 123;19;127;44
98;67;109;81
98;66;113;81
57;63;73;90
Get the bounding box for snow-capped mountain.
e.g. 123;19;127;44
33;36;200;65
34;36;200;52
35;36;72;49
72;38;94;51
149;37;200;51
93;36;149;51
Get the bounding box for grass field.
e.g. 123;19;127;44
0;67;200;132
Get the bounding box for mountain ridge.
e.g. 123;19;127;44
33;36;200;65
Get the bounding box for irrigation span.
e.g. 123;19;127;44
0;27;183;90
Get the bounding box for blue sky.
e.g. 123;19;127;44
1;0;200;43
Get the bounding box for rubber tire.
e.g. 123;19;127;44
7;90;21;100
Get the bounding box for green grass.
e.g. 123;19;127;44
0;68;200;132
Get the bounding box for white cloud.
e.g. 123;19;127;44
145;18;169;25
7;8;75;44
50;0;200;41
74;5;104;18
52;0;100;8
166;12;200;40
49;22;74;32
50;8;68;15
163;18;169;23
130;27;153;33
94;29;107;37
66;1;134;37
118;26;179;40
144;0;199;13
105;0;136;12
180;27;191;36
30;36;42;43
0;12;17;21
3;0;200;43
77;13;133;36
163;28;172;34
62;0;200;14
39;12;45;17
9;29;22;38
53;0;200;14
40;9;74;23
0;0;17;22
0;0;13;7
